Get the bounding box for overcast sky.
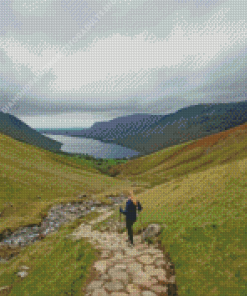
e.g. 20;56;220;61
0;0;247;128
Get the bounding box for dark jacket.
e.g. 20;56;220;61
120;199;142;222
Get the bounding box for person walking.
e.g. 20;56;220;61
119;190;142;247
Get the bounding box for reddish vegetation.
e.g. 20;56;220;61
109;122;247;177
182;122;247;152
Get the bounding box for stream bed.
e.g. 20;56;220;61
0;195;127;262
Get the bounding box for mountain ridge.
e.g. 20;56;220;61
0;112;62;151
44;100;247;156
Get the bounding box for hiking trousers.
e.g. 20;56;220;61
126;219;135;244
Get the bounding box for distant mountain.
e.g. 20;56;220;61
0;112;62;151
61;101;247;156
68;113;164;140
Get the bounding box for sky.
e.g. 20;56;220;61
0;0;247;128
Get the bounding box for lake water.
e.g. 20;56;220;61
44;134;140;159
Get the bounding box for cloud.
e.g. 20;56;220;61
0;0;247;128
2;7;246;94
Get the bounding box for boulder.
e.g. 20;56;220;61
143;224;162;240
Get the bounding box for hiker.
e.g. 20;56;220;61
119;190;142;247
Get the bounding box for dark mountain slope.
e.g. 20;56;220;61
110;101;247;155
35;100;247;156
0;112;62;151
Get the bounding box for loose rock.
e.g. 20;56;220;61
142;224;161;240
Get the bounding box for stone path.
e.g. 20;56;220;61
68;209;176;296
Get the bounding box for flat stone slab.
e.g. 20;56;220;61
132;272;152;285
154;258;166;268
104;281;125;292
93;260;108;273
136;255;155;265
144;265;167;278
86;280;104;292
108;268;129;283
126;262;143;274
114;263;127;270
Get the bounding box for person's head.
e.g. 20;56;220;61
127;189;137;206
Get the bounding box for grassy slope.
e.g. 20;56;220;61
0;211;102;296
131;160;247;295
0;133;132;235
0;133;133;295
109;122;247;189
53;152;128;176
1;122;247;295
106;123;247;295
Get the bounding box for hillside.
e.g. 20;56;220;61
0;132;132;235
109;121;247;188
0;122;246;295
64;100;247;156
0;112;62;151
129;155;247;295
61;113;164;141
98;123;247;295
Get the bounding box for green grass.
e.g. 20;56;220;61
0;133;131;234
1;124;247;295
0;216;100;296
108;140;195;177
110;126;247;188
53;151;128;176
95;155;247;295
130;160;247;296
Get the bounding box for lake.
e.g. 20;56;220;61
44;134;140;159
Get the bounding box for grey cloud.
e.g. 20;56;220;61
0;0;247;126
0;1;22;36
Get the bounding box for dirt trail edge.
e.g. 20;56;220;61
67;207;177;296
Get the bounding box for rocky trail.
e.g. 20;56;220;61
68;207;177;296
0;195;177;295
